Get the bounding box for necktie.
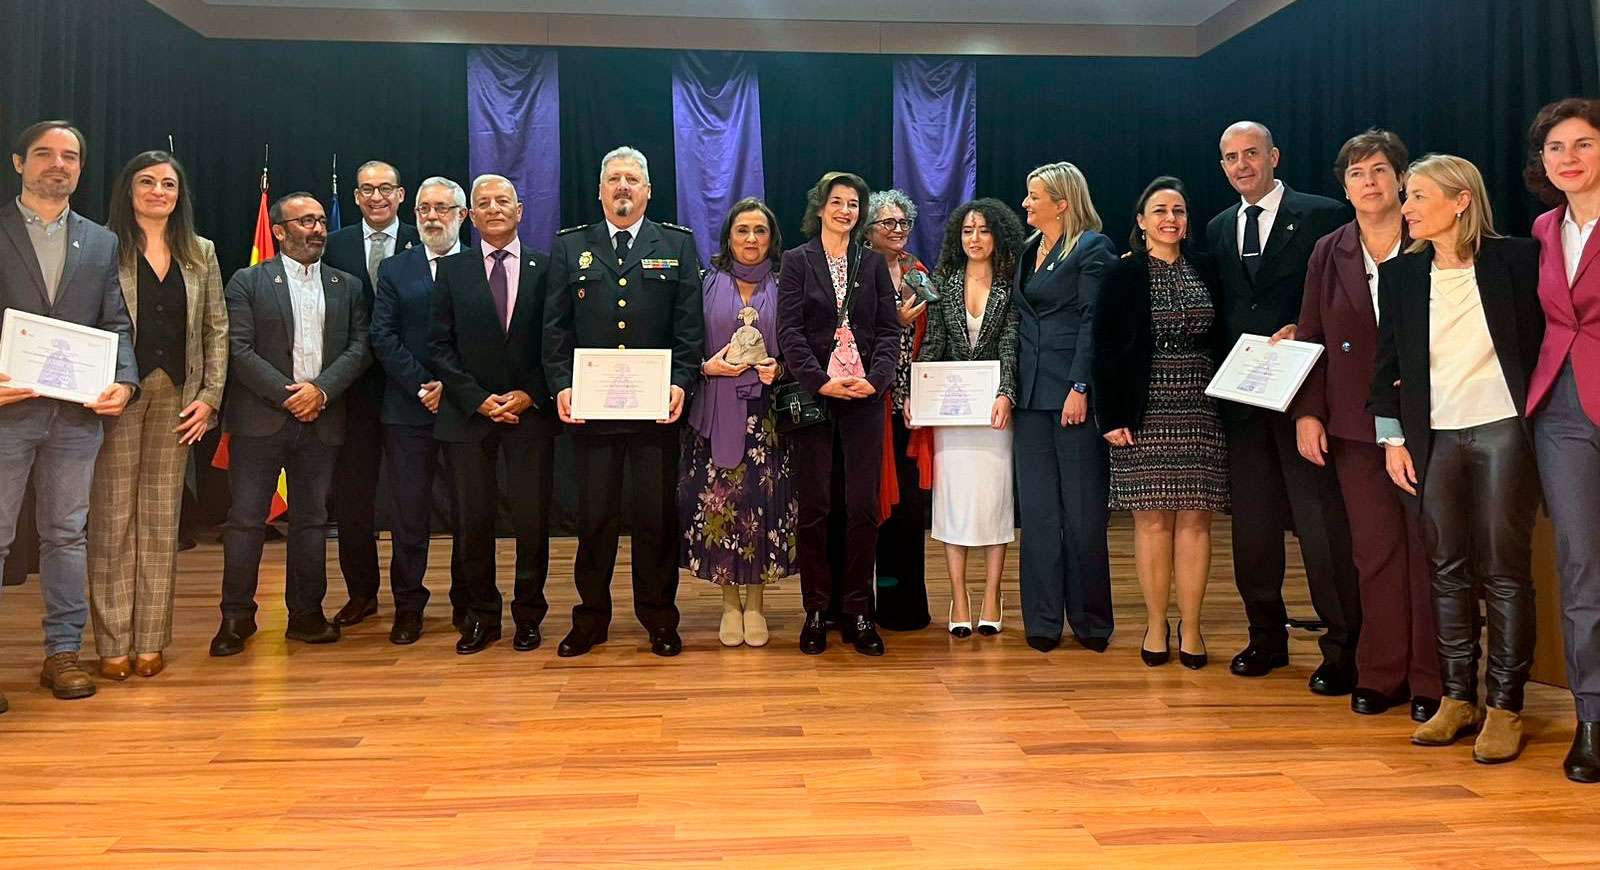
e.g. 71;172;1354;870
613;230;631;267
1241;204;1264;281
367;231;388;288
489;249;511;331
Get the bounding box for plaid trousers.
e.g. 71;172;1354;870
87;369;189;657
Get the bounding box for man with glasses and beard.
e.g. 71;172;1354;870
367;176;467;645
211;193;371;657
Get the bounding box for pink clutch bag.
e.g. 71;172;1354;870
827;324;865;378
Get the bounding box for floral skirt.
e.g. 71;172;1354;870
676;400;799;585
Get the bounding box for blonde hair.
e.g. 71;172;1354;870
1404;153;1501;262
1026;161;1102;258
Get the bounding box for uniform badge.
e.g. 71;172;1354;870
578;251;593;269
577;289;586;299
642;258;679;270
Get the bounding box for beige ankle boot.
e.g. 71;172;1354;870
743;585;769;647
1411;697;1482;746
719;587;744;647
1473;707;1525;764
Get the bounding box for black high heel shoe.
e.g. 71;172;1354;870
1141;621;1171;667
1177;620;1207;670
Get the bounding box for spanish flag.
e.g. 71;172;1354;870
212;169;289;522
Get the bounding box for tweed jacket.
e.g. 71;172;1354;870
915;270;1019;400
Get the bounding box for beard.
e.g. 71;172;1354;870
420;219;459;253
282;235;324;263
24;174;74;200
612;197;634;216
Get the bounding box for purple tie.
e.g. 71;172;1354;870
489;249;511;330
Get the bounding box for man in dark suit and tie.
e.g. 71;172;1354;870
1204;121;1362;693
212;192;371;657
429;174;558;655
545;146;704;658
0;120;138;706
320;160;420;629
368;175;467;645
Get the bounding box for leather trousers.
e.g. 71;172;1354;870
1419;417;1541;711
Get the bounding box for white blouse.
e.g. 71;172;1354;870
1427;265;1517;429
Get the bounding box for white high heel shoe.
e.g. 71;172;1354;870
978;593;1004;636
948;597;973;639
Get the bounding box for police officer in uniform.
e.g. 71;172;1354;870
544;146;704;657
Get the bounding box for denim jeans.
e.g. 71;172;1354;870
0;401;104;655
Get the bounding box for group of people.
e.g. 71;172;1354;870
1;99;1598;784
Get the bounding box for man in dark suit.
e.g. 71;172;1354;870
1204;121;1362;692
545;146;704;658
430;174;558;655
368;175;466;645
212;192;371;657
320;160;420;629
0;120;137;706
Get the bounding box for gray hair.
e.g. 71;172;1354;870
470;173;518;203
866;189;918;225
417;175;467;209
599;146;650;185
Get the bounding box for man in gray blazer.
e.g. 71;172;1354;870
211;191;370;657
0;120;137;709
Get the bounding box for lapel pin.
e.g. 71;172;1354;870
404;241;413;250
331;275;340;283
528;259;536;267
1286;223;1295;232
72;240;81;248
274;275;283;284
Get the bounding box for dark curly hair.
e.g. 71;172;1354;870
799;171;870;240
931;198;1025;283
711;197;783;273
1525;97;1600;206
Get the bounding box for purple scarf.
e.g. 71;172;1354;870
688;261;777;468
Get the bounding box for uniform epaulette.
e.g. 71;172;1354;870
557;223;591;236
658;221;694;234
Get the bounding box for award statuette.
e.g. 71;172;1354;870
908;360;1000;427
570;348;673;420
0;308;120;404
723;305;769;367
902;268;940;304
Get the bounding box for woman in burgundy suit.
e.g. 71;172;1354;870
1525;97;1600;783
1279;130;1441;723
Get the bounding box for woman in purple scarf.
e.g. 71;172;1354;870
677;198;797;647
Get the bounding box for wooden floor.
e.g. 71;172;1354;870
1;519;1596;868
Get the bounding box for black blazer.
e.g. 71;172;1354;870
1012;230;1117;411
323;221;420;401
428;243;554;443
1366;236;1545;489
370;243;444;427
1205;185;1348;340
1092;252;1225;434
222;256;370;444
775;237;901;408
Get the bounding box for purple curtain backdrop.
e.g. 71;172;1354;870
467;47;561;249
892;58;977;265
672;52;766;265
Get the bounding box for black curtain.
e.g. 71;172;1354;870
556;47;677;229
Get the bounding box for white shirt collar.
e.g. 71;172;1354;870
1241;179;1286;214
427;241;461;262
282;255;321;280
363;219;398;242
604;218;642;243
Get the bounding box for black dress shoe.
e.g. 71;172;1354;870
1177;620;1207;669
1411;696;1441;723
557;627;606;658
1026;635;1060;653
1229;644;1289;677
1141;622;1170;667
841;616;884;656
1308;663;1354;696
513;624;542;652
332;596;378;626
285;613;340;644
209;617;258;657
799;612;828;655
1351;687;1404;715
1565;721;1600;784
650;628;683;657
455;621;501;655
389;611;424;645
1075;635;1109;653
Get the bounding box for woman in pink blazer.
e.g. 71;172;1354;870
1525;97;1600;784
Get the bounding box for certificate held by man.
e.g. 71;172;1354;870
570;347;673;421
0;308;120;404
908;360;1000;427
1204;333;1324;413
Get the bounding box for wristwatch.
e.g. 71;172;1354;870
1071;382;1089;394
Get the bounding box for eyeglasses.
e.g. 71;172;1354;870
872;218;913;231
275;215;329;230
415;204;461;216
357;184;399;198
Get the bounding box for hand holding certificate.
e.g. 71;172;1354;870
1204;333;1324;413
908;360;1001;427
0;308;120;405
570;348;673;421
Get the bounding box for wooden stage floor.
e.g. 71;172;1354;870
1;519;1596;868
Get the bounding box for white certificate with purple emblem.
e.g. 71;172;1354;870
0;308;119;404
571;348;672;420
909;360;1000;427
1205;334;1323;413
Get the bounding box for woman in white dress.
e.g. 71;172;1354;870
912;198;1026;637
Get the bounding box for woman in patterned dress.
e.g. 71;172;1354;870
678;198;796;648
1092;176;1228;669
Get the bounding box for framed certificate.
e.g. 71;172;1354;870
1204;334;1324;413
908;360;1000;427
571;348;673;421
0;308;120;404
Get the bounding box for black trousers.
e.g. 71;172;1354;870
221;421;338;620
332;387;383;600
447;415;557;628
1013;409;1113;641
1225;409;1362;668
382;423;465;615
571;427;680;635
792;402;883;618
875;412;930;630
1420;417;1541;712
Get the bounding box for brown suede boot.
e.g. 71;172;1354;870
1473;706;1525;764
1411;697;1482;746
40;652;97;700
